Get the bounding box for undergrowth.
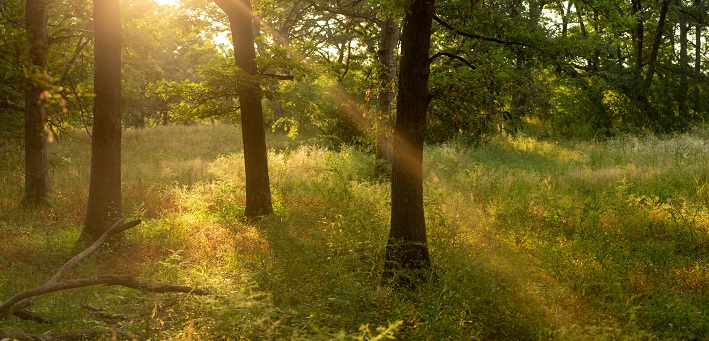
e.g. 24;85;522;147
2;124;709;339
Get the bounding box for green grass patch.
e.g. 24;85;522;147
2;124;709;339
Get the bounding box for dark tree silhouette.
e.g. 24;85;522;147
214;0;273;217
23;0;50;206
384;0;435;286
80;0;123;244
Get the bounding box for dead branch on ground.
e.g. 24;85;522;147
0;217;212;339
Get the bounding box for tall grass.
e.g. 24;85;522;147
2;123;709;339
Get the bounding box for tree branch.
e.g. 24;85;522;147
430;52;477;70
0;328;102;341
433;15;530;47
0;100;23;111
0;219;142;318
302;0;379;24
57;37;91;85
0;275;211;315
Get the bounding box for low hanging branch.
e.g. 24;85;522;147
433;14;530;47
0;218;212;323
430;52;477;70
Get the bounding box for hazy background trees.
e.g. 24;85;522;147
1;0;707;148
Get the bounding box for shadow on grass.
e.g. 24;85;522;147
228;165;596;339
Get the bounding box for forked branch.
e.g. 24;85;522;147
0;218;211;322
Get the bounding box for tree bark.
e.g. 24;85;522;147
23;0;50;206
80;0;123;244
384;0;435;286
215;0;273;217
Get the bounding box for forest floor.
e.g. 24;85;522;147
2;123;709;340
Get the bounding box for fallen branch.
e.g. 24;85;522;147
0;275;211;318
0;216;212;341
12;309;52;324
2;219;142;316
0;328;102;341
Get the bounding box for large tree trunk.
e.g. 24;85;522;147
384;0;435;286
374;17;399;176
23;0;50;206
80;0;123;244
215;0;273;217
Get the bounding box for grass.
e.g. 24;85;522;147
2;123;709;339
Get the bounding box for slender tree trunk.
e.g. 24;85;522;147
643;0;670;91
677;0;689;118
510;0;544;120
23;0;50;206
80;0;122;244
374;17;399;176
575;1;587;37
694;0;702;113
557;0;569;37
634;0;670;129
384;0;435;286
215;0;273;217
632;0;644;70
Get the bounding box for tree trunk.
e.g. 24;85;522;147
632;0;644;70
80;0;123;244
677;0;689;118
694;0;702;113
23;0;50;206
643;0;670;91
384;0;435;286
635;0;669;129
215;0;273;217
374;17;399;176
509;0;545;120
